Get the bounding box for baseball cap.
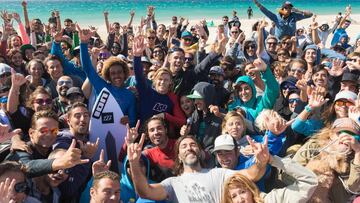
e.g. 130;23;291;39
187;90;203;99
282;1;294;8
213;134;236;153
66;87;83;97
0;63;11;76
334;90;357;103
280;76;298;90
332;118;360;135
209;66;225;76
181;31;192;39
341;72;359;84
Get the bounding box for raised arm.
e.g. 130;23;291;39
128;134;168;200
132;27;150;93
54;10;61;31
7;70;27;114
103;11;110;33
253;0;278;23
12;12;30;44
127;10;135;28
21;1;30;31
256;20;267;56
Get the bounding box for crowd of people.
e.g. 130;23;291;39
0;0;359;202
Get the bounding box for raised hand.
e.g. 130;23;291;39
103;10;109;17
12;13;21;23
0;178;16;203
296;78;307;91
52;29;64;43
52;139;89;170
253;57;267;72
130;10;135;17
209;105;223;118
125;120;140;145
76;24;95;44
78;137;99;159
339;133;360;153
132;27;145;57
11;69;27;87
92;149;111;175
308;87;329;109
246;135;270;165
21;1;27;8
127;133;145;163
0;124;21;143
325;58;345;76
180;125;190;136
236;31;245;44
264;115;294;135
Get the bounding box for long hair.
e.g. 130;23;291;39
172;135;205;176
101;56;129;83
221;173;264;203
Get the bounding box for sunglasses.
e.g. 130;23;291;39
282;84;297;90
51;168;70;175
347;58;357;62
33;98;52;105
267;41;277;45
288;98;300;104
14;182;29;193
183;38;192;42
0;96;8;104
35;127;59;136
335;100;354;107
185;57;193;61
290;68;304;73
246;44;256;49
147;36;156;40
278;52;288;57
57;80;72;87
282;41;291;45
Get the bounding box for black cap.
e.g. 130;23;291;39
341;72;359;83
280;76;298;90
66;87;83;97
282;1;294;8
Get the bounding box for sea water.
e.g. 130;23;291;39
1;0;359;26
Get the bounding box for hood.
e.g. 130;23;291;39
120;154;151;202
304;44;321;65
190;82;216;107
242;38;257;59
235;75;257;108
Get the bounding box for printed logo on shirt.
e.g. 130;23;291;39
184;182;215;202
152;103;168;112
101;112;114;124
92;91;110;119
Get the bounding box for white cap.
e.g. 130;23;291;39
213;134;236;153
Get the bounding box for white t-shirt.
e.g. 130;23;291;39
160;168;235;203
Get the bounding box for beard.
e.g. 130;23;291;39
182;150;201;166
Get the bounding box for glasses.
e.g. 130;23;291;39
185;57;193;62
231;31;239;34
246;44;256;49
14;182;29;193
51;168;70;175
35;127;59;136
0;96;8;104
147;36;156;40
57;80;72;87
347;58;357;62
335;100;354;107
282;41;291;45
282;84;297;90
278;52;288;57
267;41;277;45
33;98;52;105
290;68;304;73
288;98;300;104
183;38;192;42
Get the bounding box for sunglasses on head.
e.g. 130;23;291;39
14;182;29;193
33;98;52;105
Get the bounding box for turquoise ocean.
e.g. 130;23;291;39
1;0;359;26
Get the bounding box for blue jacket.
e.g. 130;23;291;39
291;117;324;137
121;155;167;203
133;56;173;123
50;41;87;81
80;43;136;126
259;7;310;39
331;28;347;47
235;131;285;191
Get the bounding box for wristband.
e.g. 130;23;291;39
305;105;312;113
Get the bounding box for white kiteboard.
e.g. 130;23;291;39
89;88;126;174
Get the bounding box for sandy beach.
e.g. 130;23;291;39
92;14;360;48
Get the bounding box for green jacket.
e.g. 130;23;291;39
228;66;279;121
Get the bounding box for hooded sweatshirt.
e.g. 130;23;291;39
303;44;321;66
228;66;279;121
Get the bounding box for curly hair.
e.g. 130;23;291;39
101;56;129;83
221;173;264;203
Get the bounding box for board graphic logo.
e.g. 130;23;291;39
92;91;110;119
101;112;114;124
152;103;168;112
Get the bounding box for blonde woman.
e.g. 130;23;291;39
222;155;317;203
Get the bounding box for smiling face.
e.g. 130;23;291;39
67;106;90;135
305;49;317;65
225;116;245;141
28;61;44;79
228;187;254;203
216;149;238;169
169;51;184;74
178;138;201;167
109;65;125;87
11;52;23;67
334;99;354;118
312;69;328;87
147;119;168;147
0;171;27;203
90;178;121;203
180;95;194;117
154;72;171;94
29;117;59;149
237;83;252;103
244;64;259;81
46;59;63;81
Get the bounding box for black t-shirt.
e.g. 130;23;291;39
10;106;34;141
